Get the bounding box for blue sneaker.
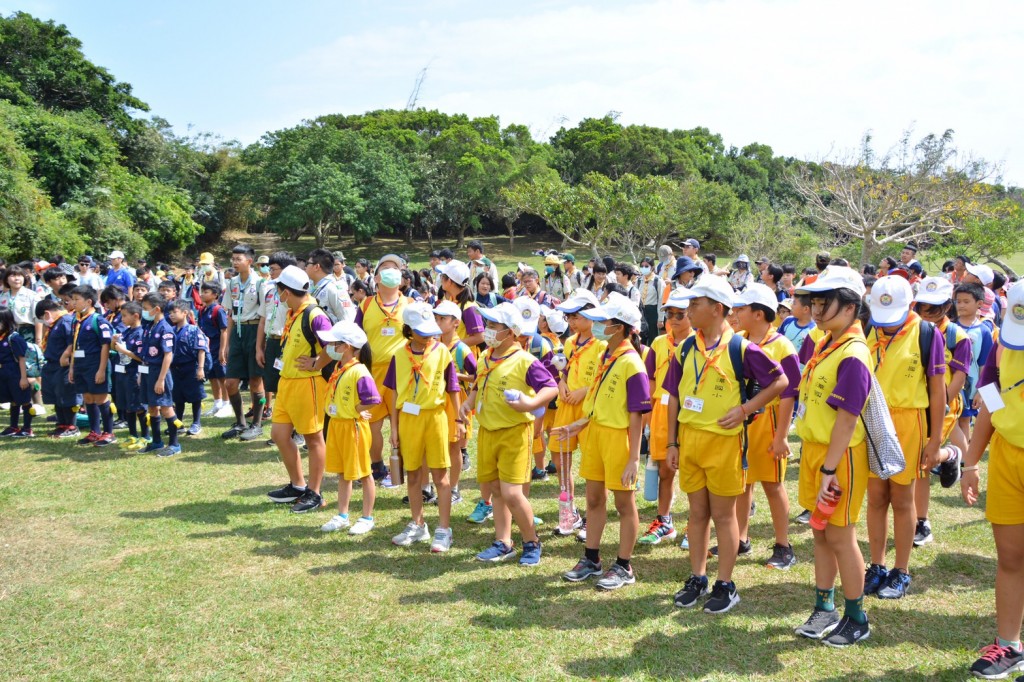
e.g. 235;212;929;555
467;500;493;524
141;441;165;454
863;563;888;596
876;568;911;599
156;444;182;458
520;540;542;566
475;540;516;562
680;533;689;550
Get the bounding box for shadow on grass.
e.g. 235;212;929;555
121;499;269;526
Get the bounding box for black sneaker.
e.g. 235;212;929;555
795;509;811;524
674;574;709;608
111;419;128;430
913;519;933;547
531;466;548;481
221;423;246;439
291;489;324;513
939;445;962;488
0;426;19;437
703;580;740;614
863;563;888;596
710;538;752;557
562;557;603;582
423;487;438;505
462;451;470;471
794;607;841;640
749;501;756;517
766;543;796;570
969;640;1024;679
545;461;557;475
267;483;305;503
822;615;870;647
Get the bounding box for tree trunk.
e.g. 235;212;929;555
987;256;1018;278
315;221;328;248
404;222;414;246
590;242;600;259
456;223;466;250
859;233;874;268
505;218;515;254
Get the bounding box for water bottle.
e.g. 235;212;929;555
390;446;405;486
504;388;546;419
643;455;660;502
809;482;842;531
558;490;574;534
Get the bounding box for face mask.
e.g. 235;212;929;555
259;266;270;275
326;345;345;361
640;266;651;276
545;266;555;275
142;310;154;322
483;328;503;348
379;269;402;289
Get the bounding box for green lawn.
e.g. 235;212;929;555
0;408;1000;681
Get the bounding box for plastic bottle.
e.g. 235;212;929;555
558;490;574;534
809;482;842;531
390;446;405;486
644;455;660;502
505;388;545;419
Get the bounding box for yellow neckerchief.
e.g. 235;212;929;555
405;338;439;398
869;311;918;368
326;358;360;404
566;333;595;380
70;308;98;368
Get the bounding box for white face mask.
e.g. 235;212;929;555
379;269;402;289
326;345;345;362
483;328;503;348
639;266;651;276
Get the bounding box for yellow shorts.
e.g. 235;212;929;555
678;424;745;497
941;393;963;443
444;398;472;444
798;440;868;527
986;432;1024;525
543;406;557;432
746;406;787;484
551;400;585;453
579;421;635;492
272;376;327;435
326;417;372;480
367;363;393;423
397;406;450;471
477;422;533;485
869;407;925;485
649;397;669;462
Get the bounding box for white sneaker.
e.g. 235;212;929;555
214;405;234;419
392;522;430;546
349;517;375;535
430;528;453;553
321;514;350;532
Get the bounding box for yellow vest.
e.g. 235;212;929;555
674;328;749;436
867;316;929;408
392;339;453;411
796;331;870;446
991;346;1024;447
474;347;543;431
280;302;327;379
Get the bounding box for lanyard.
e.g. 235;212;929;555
871;315;914;368
406;340;438;398
690;331;726;393
327;358;360;403
477;347;519;396
586;341;634;406
71;311;97;368
567;335;594;380
374;294;401;326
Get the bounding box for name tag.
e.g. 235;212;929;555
660;393;670;406
138;365;150;375
114;364;126;374
795;402;807;420
74;350;86;358
682;396;704;413
328;404;338;417
381;327;396;337
273;358;284;371
978;383;1005;413
401;402;421;416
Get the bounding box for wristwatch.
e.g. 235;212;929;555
819;465;837;475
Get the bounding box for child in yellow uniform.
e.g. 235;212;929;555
513;296;557;481
551;289;606;538
664;276;788;614
538;306;568;475
434;300;477;506
791;266;873;647
962;283;1024;678
317;321;382;536
639;288;693;547
554;293;652;590
437;260;485;347
731;283;801;570
912;277;971;547
465;303;558;565
386;302;463;553
864;276;946;600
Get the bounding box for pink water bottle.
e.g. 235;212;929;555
558;491;574;534
809;482;842;531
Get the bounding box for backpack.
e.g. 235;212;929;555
24;340;44;377
298;305;333;380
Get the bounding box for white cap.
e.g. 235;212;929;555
317;320;367;349
512;296;542;335
675;275;737;308
432;300;462;318
478;302;524;336
108;250;125;260
556;289;600;313
794;265;866;298
914;276;955;305
580;292;643;332
734;254;750;265
277;265;310;292
869;275;914;327
732;283;779;313
661;287;692;310
402;301;441;336
966;262;995;286
437;259;471;287
541;306;568;334
375;253;405;272
1001;282;1024;350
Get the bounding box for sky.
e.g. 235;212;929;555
6;0;1024;184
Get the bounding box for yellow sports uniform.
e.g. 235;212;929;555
272;301;328;434
745;332;798;484
324;360;378;480
550;334;606;453
987;346;1024;524
358;294;409;422
391;339;455;471
648;331;690;462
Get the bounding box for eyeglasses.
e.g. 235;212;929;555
664;311;688;320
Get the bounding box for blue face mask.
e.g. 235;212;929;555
639;266;651;276
142;309;154;322
259;266;270;274
545;266;555;275
592;322;615;341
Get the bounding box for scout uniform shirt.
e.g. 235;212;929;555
796;326;872;446
473;347;557;431
583;340;652;428
312;276;354;324
260;285;287;339
0;288;40;327
71;311;113;370
141;317;176;368
227;273;264;333
198;303;229;359
384;339;459;411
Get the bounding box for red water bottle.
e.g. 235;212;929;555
809;482;842;531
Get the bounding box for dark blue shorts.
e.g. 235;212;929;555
961;389;979;418
171;365;206;403
208;360;226;380
0;369;31;404
73;362;110;396
41;363;82;408
113;370;146;412
142;367;174;408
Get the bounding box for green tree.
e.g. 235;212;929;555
272;161;363;248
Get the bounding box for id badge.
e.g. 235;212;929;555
74;349;86;358
114;364;126;374
660;393;670;406
795;402;807;420
401;402;421;416
328;404;338;417
273;358;284;371
138;365;150;375
978;383;1006;413
381;327;396;337
682;396;704;413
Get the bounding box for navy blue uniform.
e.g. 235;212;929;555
141;318;175;408
70;312;113;395
41;314;82;408
113;325;147;413
198;303;228;380
170;323;208;404
0;332;31;404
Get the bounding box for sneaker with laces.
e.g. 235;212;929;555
11;428;35;438
969;640;1024;679
553;509;581;537
93;432;116;447
639;518;678;545
321;514;350;532
156;444;181;457
202;405;218;418
680;533;689;550
0;426;19;437
238;424;263;441
562;557;603;582
128;438;151;451
939;445;962;488
822;615;870;647
863;563;888;596
291;489;324;513
221;423;246;439
291;431;305;447
77;431;100;445
141;441;165;454
450;488;463;505
794;607;841;639
392;522;430;546
379;474;399;489
475;540;516;562
596;564;636;591
674;574;709;608
913;519;933;547
530;466;548;481
545;461;557;475
576;517;588;543
430;528;453;553
467;500;493;524
710;538;752;557
186;423;202;436
111;419;128;430
704;580;740;614
877;568;911;599
214;404;235;419
766;543;796;570
267;483;305;503
423;488;438;505
49;426;68;438
59;426;81;439
795;509;812;524
519;540;542;566
349;517;375;535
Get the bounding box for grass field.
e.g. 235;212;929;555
0;406;1002;682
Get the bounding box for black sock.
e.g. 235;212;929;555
139;413;150;439
150;415;163;445
585;547;600;564
22;405;32;431
251;392;264;426
9;404;20;428
174;400;185;423
55;406;67;427
616;556;631;571
190;401;201;425
99;402;113;434
167;414;179;446
229;391;243;423
127;412;138;437
87;403;100;433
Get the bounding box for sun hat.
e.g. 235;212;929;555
108;250;125;260
732;283;779;312
580;292;643;332
432;300;462;318
675;274;737;308
661;287;692;310
965;262;995;286
541;306;568;334
914;276;954;306
316;320;367;349
512;296;542;335
197;252;215;265
544;254;561;266
671;256;703;280
277;265;310;291
556;289;601;313
794;265;866;298
437;260;471;287
478;302;524;336
402;301;441;336
375;253;406;272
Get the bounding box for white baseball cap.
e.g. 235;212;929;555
512;296;542;335
661;287;692;310
914;276;955;306
732;283;779;313
375;253;405;273
402;301;441;336
675;275;737;308
317;320;368;349
1001;282;1024;350
541;306;568;334
437;259;471;287
108;250;125;260
556;289;601;313
965;262;995;286
432;300;462;319
794;265;866;298
478;302;524;336
277;265;310;292
581;292;643;331
869;275;914;327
